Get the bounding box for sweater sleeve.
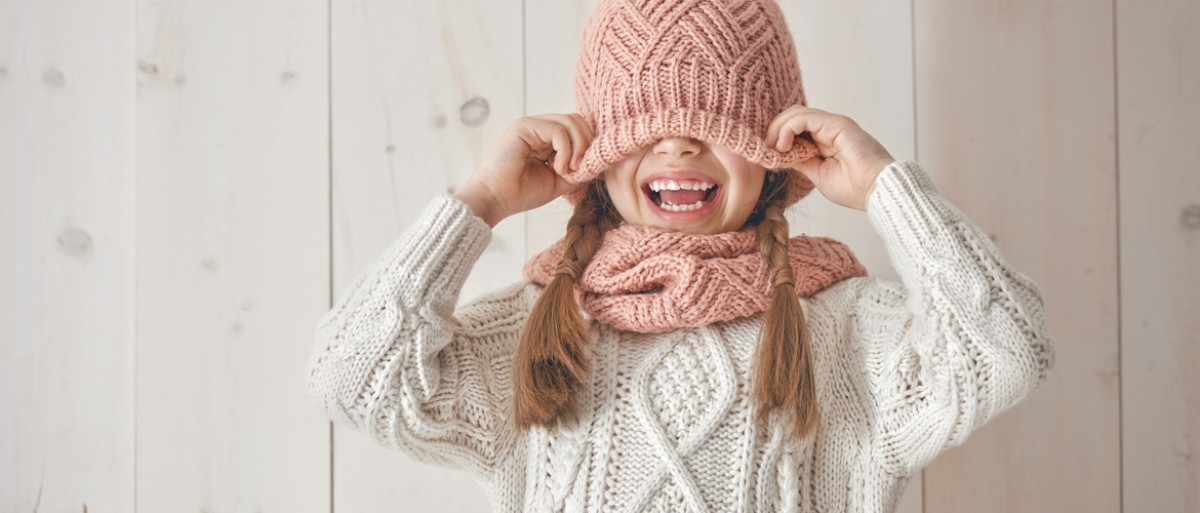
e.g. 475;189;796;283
304;194;526;479
854;160;1056;477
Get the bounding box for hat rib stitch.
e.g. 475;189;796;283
564;0;820;205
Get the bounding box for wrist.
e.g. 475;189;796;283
452;181;505;228
859;157;894;211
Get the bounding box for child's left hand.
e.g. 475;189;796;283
765;105;897;211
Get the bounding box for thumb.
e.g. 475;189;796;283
791;155;823;184
554;175;580;198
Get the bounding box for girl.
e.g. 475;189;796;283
305;0;1055;511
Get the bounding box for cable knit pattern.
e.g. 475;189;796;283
522;224;868;333
304;160;1056;513
564;0;821;205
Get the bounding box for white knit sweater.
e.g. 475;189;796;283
304;160;1055;513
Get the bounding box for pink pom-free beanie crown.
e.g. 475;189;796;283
561;0;821;205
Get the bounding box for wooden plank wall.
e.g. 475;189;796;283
913;1;1122;512
1117;1;1200;512
329;0;525;510
1;0;1196;512
0;1;137;511
133;0;331;511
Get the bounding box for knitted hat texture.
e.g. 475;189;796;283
561;0;821;205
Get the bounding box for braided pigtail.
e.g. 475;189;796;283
514;180;620;431
749;170;820;441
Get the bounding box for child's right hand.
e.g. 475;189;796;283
453;113;593;227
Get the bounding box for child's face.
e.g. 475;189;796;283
602;136;766;234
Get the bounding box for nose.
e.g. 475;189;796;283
652;136;702;158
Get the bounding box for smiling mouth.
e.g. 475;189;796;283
643;178;721;212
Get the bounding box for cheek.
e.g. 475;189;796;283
713;151;765;203
718;171;766;230
727;186;760;219
603;172;641;218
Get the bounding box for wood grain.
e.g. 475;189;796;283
1117;1;1200;511
914;1;1121;512
0;0;137;511
4;0;1194;511
134;0;331;511
330;0;526;510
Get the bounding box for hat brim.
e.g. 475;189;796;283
560;107;820;205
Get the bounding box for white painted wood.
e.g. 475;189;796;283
11;0;1197;511
134;0;331;511
1117;1;1200;511
0;0;137;511
914;1;1120;512
330;0;526;511
525;2;922;512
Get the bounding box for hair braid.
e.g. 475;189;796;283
514;180;620;431
750;170;820;441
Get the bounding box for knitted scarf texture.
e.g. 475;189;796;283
523;223;869;333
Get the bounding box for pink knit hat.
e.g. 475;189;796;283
561;0;821;205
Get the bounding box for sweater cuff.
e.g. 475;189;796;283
864;160;960;264
384;194;493;306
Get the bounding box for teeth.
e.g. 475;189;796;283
659;200;707;212
647;179;716;192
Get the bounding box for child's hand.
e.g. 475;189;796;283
765;106;896;211
453;114;593;226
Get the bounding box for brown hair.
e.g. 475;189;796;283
513;171;819;441
512;179;621;430
745;170;820;441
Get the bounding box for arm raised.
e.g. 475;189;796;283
304;195;530;479
853;161;1056;477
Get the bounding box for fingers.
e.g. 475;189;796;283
776;124;795;152
530;113;593;175
564;113;593;171
791;153;822;182
549;127;571;174
765;106;856;155
765;104;804;144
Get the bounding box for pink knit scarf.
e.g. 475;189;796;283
522;224;869;333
